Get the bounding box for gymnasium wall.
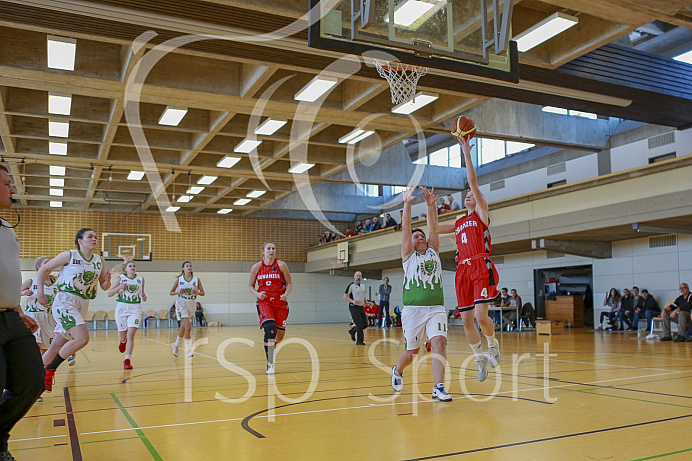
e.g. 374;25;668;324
3;208;345;262
20;261;355;326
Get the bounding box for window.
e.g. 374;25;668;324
547;179;567;188
391;186;406;194
477;138;535;166
356;184;379;197
649;152;675;164
429;148;449;166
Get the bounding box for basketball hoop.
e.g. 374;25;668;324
121;254;135;263
373;59;429;105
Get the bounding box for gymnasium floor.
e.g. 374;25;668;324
10;323;692;461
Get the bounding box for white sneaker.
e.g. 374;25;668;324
171;342;179;357
391;366;403;392
432;384;452;402
487;346;500;368
266;363;275;375
186;349;194;358
67;354;76;366
476;356;488;382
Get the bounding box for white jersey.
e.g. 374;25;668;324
57;250;103;299
177;274;199;300
116;274;144;304
24;276;58;313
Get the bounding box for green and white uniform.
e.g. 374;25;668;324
115;273;144;331
24;276;58;346
401;247;447;350
175;274;198;320
53;250;103;338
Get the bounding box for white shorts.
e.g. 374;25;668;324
175;298;196;321
115;302;143;331
53;291;89;339
401;305;448;350
27;311;55;347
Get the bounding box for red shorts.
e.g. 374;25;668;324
256;296;289;329
455;257;499;311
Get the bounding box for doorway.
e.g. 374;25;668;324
533;265;594;326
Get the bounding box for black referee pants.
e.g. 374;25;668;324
349;304;368;344
0;310;45;452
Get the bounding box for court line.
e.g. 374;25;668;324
631;447;692;460
80;349;91;364
402;413;692;460
63;387;83;461
8;435;67;443
145;338;218;361
110;393;163;461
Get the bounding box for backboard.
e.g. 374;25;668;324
101;233;152;261
309;0;518;82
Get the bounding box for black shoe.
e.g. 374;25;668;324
0;451;16;461
629;327;638;331
673;335;686;342
356;342;366;346
348;328;356;342
660;336;673;341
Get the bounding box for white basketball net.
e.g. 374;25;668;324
374;59;429;104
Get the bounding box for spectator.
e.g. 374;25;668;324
355;221;363;234
618;288;633;329
630;289;660;331
448;194;461;212
521;302;536;328
502;289;523;329
364;301;379;326
622;286;642;327
494;287;509;329
317;233;326;245
438;197;451;214
345;227;355;237
383;213;397;229
372;217;382;231
330;231;339;241
378;277;392;328
363;219;372;233
599;288;621;330
660;283;691;342
195;302;206;327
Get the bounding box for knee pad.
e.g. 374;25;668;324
263;321;277;343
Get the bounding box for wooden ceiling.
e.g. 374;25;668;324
0;0;690;216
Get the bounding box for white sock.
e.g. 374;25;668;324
185;339;191;351
125;354;132;360
174;336;181;347
485;333;497;348
470;341;484;360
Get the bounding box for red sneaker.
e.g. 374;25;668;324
44;368;55;392
123;359;133;370
119;341;127;353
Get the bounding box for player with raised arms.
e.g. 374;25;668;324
391;186;452;402
108;258;146;369
248;242;292;375
38;228;111;392
21;257;58;356
429;122;501;382
170;261;204;358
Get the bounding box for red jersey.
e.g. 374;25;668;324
454;210;492;262
256;260;286;296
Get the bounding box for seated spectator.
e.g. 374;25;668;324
438;197;451;214
331;231;339;241
355;221;363;234
372;216;382;231
502;289;523;329
170;304;180;327
195;302;206;327
631;289;660;331
345;227;355;237
494;287;509;329
383;213;397;228
364;300;379;326
618;288;633;329
363;219;372;233
660;283;692;342
448;194;461;212
521;302;536;328
318;232;327;245
599;288;621;330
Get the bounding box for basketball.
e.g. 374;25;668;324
451;115;476;141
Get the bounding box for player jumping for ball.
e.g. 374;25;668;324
248;242;292;375
429;136;500;382
391;186;452;402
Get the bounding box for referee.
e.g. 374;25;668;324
344;271;368;345
0;164;45;461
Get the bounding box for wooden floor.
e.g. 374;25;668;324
11;323;692;460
